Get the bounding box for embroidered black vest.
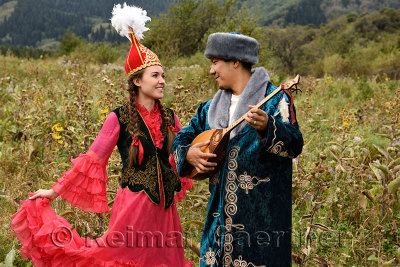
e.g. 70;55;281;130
113;103;181;209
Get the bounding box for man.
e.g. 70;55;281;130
172;32;303;266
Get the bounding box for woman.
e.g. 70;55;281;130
11;4;193;267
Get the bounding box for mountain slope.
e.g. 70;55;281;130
0;0;399;47
241;0;400;26
0;0;173;46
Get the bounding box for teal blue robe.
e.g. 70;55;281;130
173;81;303;266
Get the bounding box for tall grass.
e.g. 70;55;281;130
0;53;399;266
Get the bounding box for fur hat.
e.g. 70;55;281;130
204;32;259;65
111;3;161;76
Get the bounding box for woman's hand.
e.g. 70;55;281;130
29;189;59;200
186;141;217;173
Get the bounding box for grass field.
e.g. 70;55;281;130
0;54;399;266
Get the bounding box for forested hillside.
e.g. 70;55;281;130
241;0;400;26
0;0;399;48
0;0;173;46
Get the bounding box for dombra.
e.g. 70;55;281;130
188;75;301;180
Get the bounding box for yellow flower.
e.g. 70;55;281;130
326;75;333;85
52;133;62;140
100;115;105;120
343;121;348;127
58;140;64;144
100;108;109;114
52;123;63;132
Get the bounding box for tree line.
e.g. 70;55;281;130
1;0;399;47
1;0;399;79
0;0;172;46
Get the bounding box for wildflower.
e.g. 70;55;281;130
101;115;106;120
326;75;333;85
52;133;62;140
58;140;64;144
52;123;63;132
353;137;362;143
368;175;373;180
100;108;109;114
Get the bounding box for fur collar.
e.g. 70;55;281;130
208;67;270;138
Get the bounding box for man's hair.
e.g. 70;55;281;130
222;58;252;72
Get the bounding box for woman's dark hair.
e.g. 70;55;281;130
127;69;175;167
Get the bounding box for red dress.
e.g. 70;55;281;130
11;103;194;267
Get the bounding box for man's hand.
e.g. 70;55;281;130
186;140;218;173
245;105;268;131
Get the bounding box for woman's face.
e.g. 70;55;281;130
134;65;165;100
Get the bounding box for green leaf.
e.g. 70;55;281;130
388;177;400;194
388;157;400;169
373;144;390;161
370;163;385;183
367;254;378;261
4;243;16;267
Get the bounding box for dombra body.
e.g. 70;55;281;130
188;75;301;180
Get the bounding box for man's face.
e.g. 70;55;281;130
209;58;234;89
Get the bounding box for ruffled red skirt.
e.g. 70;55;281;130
11;189;194;267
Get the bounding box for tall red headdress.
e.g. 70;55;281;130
111;3;161;76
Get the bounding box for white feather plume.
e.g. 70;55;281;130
278;97;290;123
111;3;151;41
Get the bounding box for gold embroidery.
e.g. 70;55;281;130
266;116;292;158
139;43;159;64
270;140;284;154
237;172;270;194
232;256;265;267
223;145;240;267
127;62;162;76
160;159;181;207
122;156;158;200
205;248;217;265
132;33;145;64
